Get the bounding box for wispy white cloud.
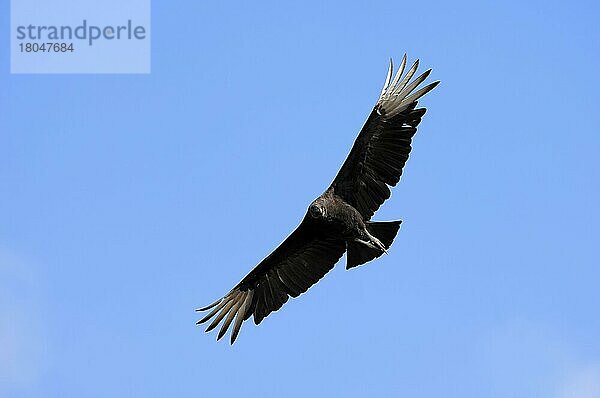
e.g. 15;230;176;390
0;246;44;395
480;319;600;398
559;365;600;398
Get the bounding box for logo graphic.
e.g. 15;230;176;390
11;0;151;74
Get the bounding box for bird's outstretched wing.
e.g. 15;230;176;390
196;219;346;344
331;55;439;220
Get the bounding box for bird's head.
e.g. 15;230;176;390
308;202;326;219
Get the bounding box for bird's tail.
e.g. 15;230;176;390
346;220;402;269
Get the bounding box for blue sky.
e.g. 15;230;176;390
1;1;599;397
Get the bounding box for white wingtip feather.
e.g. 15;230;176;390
377;56;438;117
380;58;393;98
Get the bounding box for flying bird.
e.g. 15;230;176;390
197;55;439;344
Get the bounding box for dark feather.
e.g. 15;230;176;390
331;59;438;219
197;220;345;342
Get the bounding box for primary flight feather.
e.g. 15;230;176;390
197;55;439;344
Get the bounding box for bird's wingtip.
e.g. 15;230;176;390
196;298;222;312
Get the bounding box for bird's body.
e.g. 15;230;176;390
310;188;364;239
309;189;391;254
197;55;439;344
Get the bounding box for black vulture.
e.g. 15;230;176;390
197;55;439;344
